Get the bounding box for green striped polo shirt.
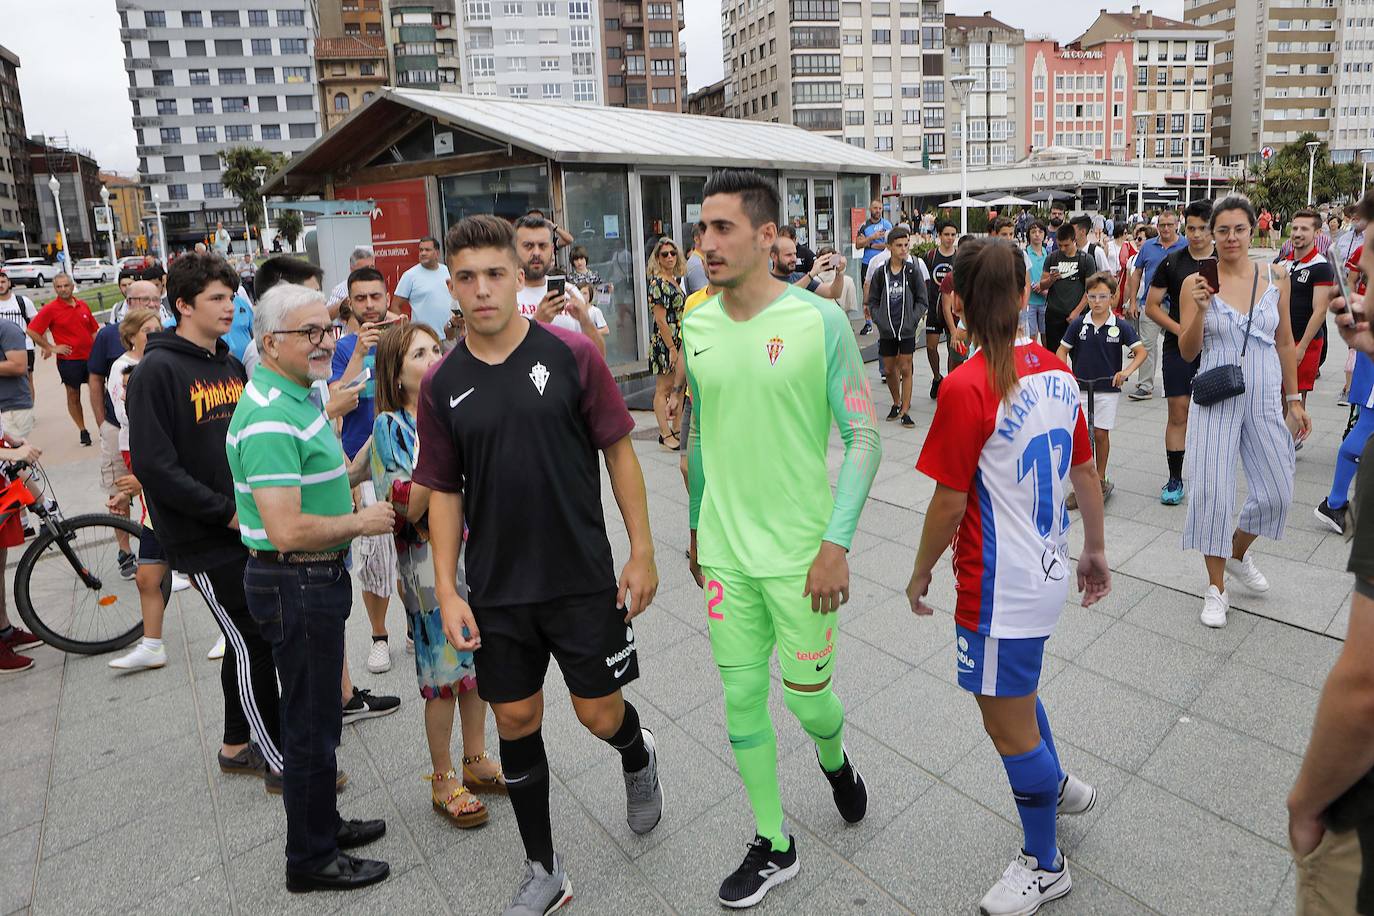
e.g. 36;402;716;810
225;366;353;552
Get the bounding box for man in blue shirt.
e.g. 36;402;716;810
1125;210;1184;400
392;237;452;332
857;199;892;285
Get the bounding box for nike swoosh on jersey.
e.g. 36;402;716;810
613;661;631;678
693;346;714;356
815;656;832;672
449;387;475;408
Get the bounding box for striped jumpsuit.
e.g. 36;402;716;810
1182;266;1296;557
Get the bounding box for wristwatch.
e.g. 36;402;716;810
1285;393;1303;402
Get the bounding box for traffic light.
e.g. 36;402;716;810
54;232;63;251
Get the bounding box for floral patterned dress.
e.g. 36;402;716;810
648;275;684;375
371;408;477;700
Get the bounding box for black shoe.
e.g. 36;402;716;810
266;768;349;795
117;549;137;581
900;413;915;428
718;835;799;908
820;749;868;823
285;852;390;893
1315;498;1348;536
337;818;386;849
930;377;942;399
886;404;901;421
342;687;400;721
859;321;872;336
79;429;92;447
218;742;268;777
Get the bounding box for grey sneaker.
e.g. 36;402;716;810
503;854;572;916
623;728;664;835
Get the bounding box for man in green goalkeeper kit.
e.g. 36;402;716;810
685;170;882;909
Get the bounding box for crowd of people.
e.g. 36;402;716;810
1;171;1374;916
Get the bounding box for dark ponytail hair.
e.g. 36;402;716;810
953;238;1025;405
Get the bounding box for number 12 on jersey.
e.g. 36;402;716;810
1017;429;1073;538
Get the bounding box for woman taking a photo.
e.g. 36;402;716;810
1176;195;1310;628
370;322;505;827
647;236;685;450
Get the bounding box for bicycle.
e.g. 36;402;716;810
2;459;170;655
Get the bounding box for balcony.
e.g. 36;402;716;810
129;87;161;98
131;116;162;128
621;12;644;26
119;28;148;40
127;58;154;69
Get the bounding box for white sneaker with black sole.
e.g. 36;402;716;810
1056;773;1096;816
502;854;572;916
366;637;391;674
979;851;1071;916
342;687;401;721
1315;498;1348;536
623;728;663;835
718;834;799;909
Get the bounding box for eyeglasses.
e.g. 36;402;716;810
126;295;160;304
1085;293;1114;302
1213;225;1252;238
270;325;337;346
659;250;678;259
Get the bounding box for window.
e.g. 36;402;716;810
649;2;672;17
153;70;175;86
873;29;891;43
145;10;166;26
921;27;942;50
573;79;596;101
538;83;561;98
537;1;558;14
189;69;211;86
255;67;275;84
570;26;592;47
922;79;943;101
875;137;893;151
1170;113;1185;132
261;125;282;140
286;95;313;111
164;156;185;172
572;51;594;74
506;30;525;44
538;29;558;44
221;124;251;143
149;40;170;57
649;31;674;47
156;98;178;115
470;54;495;76
845;110;865;125
222;97;249;112
605;17;619;31
793;80;841;103
792;53;840;75
199;154;220;169
210;9;239;27
277;9;304;26
248;9;269;26
789;0;839;20
283;67;310;83
196;126;217;142
250;38;272;55
923;107;943;127
1193;113;1206;132
651;58;675;76
159;127;181;143
508;85;529;98
844;84;864;99
203;182;223;198
901;29;917;43
569;0;590;19
181;10;202;26
360;63;375;76
626;55;645;74
281;38;308;55
502;1;522;12
215;39;243;56
168;184;188;201
218;68;245;84
185;39;206;56
845;137;866;149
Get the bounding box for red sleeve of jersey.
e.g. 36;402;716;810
1070;404;1093;467
411;355;464;494
916;367;991;492
27;301;54;335
550;324;635;450
1347;246;1363;275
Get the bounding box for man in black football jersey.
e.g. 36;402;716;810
413;214;662;916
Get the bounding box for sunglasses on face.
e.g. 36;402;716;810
659;250;678;259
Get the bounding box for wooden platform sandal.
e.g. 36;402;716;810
424;769;489;828
462;752;508;795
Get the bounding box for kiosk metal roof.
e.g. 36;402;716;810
265;88;915;192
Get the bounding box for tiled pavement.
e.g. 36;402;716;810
4;327;1356;916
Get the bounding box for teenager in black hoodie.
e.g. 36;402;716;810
126;252;286;784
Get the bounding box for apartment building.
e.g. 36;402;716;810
1025;40;1134;161
0;45;40;260
29;137;104;260
1077;6;1221;169
719;0;948;166
116;0;323;248
945;12;1025;168
602;0;685;110
1186;0;1337;163
456;0;601;103
100;172;147;253
387;1;461;91
316;0;388;129
687;78;728;116
1334;5;1374;161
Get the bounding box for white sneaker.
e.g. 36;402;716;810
1200;586;1229;628
979;851;1071;916
171;571;191;593
1056;773;1097;817
1225;554;1270;593
366;638;391;674
207;635;226;660
109;642;167;671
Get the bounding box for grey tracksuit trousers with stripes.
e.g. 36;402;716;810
1182;272;1295;557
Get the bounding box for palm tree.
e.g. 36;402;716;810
219;146;287;254
275;210;304;251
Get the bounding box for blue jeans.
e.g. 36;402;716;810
244;557;350;871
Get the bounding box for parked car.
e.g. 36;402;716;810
2;258;58;287
73;258;119;284
118;256;149;272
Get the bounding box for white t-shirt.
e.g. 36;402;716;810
0;294;35;351
326;278;349;312
109;352;140;452
241;338;260;379
865;250;931;284
395;262;453;333
515;281;605;333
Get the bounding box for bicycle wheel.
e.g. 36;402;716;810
14;513;170;655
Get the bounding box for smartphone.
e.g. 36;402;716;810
1329;249;1362;319
546;276;566;298
1197;256;1219;293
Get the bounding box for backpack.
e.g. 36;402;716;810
15;295;33;323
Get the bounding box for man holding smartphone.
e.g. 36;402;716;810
1146;199;1215;506
1038;223;1096;353
513;215;607;356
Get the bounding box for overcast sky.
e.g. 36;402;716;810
10;0;1183;175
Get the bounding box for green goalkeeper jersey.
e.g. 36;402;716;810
685;284;882;576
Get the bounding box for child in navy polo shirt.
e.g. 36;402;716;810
1056;272;1146;504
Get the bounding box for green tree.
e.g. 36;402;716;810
275;209;304;250
1250;134;1361;216
219;146;288;242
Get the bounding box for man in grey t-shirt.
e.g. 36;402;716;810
0;319;34;439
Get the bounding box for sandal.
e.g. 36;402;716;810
462;752;508;795
424;769;489;828
658;433;680;452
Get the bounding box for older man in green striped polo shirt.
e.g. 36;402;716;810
226;282;397;894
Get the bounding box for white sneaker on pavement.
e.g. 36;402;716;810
1201;586;1229;628
1225;554;1270;593
366;638;391;674
171;571;191;592
207;634;226;660
108;641;167;671
979;851;1071;916
1056;773;1096;817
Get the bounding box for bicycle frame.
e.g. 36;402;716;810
0;464;103;590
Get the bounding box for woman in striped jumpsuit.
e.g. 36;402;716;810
1177;195;1311;629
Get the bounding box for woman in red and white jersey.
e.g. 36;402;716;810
906;237;1112;916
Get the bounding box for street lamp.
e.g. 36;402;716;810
47;175;70;275
18;219;27;258
253;164;268;256
1135;113;1149;221
950;74;977;235
1306;140;1321;206
99;184;117;264
1206;155;1217;199
151;187;166;266
1362;149;1374;198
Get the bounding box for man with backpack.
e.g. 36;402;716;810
1072;214;1114;275
0;270;37;412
